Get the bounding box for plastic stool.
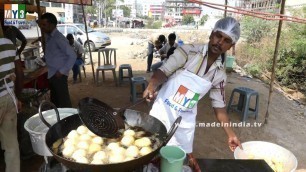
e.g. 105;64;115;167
119;64;133;85
227;87;259;121
130;77;147;103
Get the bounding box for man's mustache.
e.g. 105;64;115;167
212;44;222;51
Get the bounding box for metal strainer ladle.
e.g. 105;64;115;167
78;97;146;138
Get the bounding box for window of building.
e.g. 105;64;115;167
40;1;49;7
51;2;62;8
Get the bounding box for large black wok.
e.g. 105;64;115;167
41;101;181;172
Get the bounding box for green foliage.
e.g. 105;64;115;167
121;6;131;17
245;64;262;77
272;6;306;94
106;6;115;19
275;50;306;93
85;6;97;17
94;0;124;20
241;16;276;44
182;15;195;25
145;19;162;29
152;21;162;29
236;6;306;95
200;14;208;25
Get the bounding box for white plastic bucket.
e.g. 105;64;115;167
24;108;78;156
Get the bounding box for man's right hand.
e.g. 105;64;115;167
143;69;167;102
143;87;156;102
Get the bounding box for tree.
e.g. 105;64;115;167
121;6;131;17
91;0;124;22
182;14;194;25
85;6;97;19
241;16;275;44
200;14;208;25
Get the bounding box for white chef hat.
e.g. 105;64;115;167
213;17;240;44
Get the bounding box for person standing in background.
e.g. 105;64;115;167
146;34;166;73
39;13;76;108
151;33;178;72
66;33;84;84
0;24;23;172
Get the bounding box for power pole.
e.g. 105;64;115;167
224;0;228;17
116;0;118;27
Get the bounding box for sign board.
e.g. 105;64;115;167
4;4;26;26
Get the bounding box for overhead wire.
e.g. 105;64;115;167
188;0;306;24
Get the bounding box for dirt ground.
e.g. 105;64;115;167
65;30;306;171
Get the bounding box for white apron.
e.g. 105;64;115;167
150;50;217;153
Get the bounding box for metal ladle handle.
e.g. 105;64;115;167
163;116;182;146
113;98;146;115
38;100;60;128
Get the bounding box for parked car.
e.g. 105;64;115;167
57;23;111;51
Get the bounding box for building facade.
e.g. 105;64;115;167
40;1;84;23
164;0;201;23
235;0;281;13
136;0;164;19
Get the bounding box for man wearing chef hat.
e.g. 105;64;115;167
143;17;242;161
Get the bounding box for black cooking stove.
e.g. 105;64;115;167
39;158;274;172
38;157;146;172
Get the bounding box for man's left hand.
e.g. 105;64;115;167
228;136;243;152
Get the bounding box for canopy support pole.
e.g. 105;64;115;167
81;0;96;83
264;0;286;124
35;0;45;52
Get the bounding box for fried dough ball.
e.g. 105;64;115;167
79;134;91;141
76;125;88;135
92;136;104;145
110;147;126;157
67;130;79;140
88;143;102;154
64;138;77;148
72;149;87;160
125;145;139;158
121;135;135;147
134;137;151;147
93;151;107;161
75;156;89;164
62;145;75;158
139;147;153;156
124;156;135;162
91;159;104;165
87;130;97;137
123;129;136;137
108;154;125;163
107;142;120;150
77;141;89;150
